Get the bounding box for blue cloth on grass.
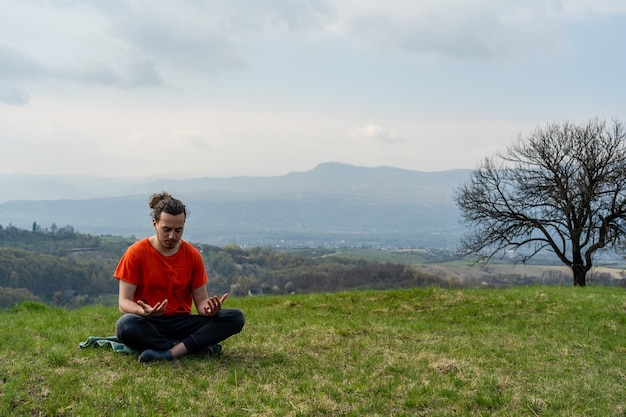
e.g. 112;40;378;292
79;336;138;354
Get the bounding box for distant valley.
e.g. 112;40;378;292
0;162;472;249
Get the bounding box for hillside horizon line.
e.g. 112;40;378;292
0;162;472;249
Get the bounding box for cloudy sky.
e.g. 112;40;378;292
1;0;625;178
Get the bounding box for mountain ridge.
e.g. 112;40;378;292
0;162;472;248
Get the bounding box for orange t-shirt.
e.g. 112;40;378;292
114;238;208;315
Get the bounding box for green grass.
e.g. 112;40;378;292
1;286;626;416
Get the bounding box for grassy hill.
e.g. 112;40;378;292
1;286;625;416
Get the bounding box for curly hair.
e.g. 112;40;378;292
149;192;187;221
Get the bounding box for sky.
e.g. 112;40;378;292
1;0;626;178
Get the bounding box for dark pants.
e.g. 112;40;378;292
115;308;245;354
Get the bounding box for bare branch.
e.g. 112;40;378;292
455;118;626;286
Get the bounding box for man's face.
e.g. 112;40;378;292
153;212;186;249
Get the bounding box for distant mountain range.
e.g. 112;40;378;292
0;162;472;249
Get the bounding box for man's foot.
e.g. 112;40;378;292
138;349;173;363
205;344;222;356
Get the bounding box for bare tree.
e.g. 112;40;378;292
455;119;626;286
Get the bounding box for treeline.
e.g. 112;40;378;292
0;223;131;257
0;224;130;308
202;244;446;295
0;225;452;308
1;224;624;309
0;247;118;301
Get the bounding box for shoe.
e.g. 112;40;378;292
205;344;222;356
138;349;173;363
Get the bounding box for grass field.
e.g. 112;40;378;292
1;286;625;416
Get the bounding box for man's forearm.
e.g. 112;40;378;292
119;299;144;315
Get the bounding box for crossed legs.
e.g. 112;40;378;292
116;308;245;361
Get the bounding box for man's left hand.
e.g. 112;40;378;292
204;293;229;317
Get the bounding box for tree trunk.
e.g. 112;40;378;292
572;264;587;287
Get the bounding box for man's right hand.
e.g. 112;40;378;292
138;299;168;316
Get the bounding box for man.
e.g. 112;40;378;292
115;192;245;363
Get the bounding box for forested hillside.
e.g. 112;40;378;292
0;225;131;307
1;224;622;309
0;224;450;308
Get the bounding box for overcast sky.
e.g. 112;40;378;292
1;0;625;178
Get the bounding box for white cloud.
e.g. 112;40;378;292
0;0;613;98
337;0;568;61
172;130;213;150
0;0;625;177
349;124;404;143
